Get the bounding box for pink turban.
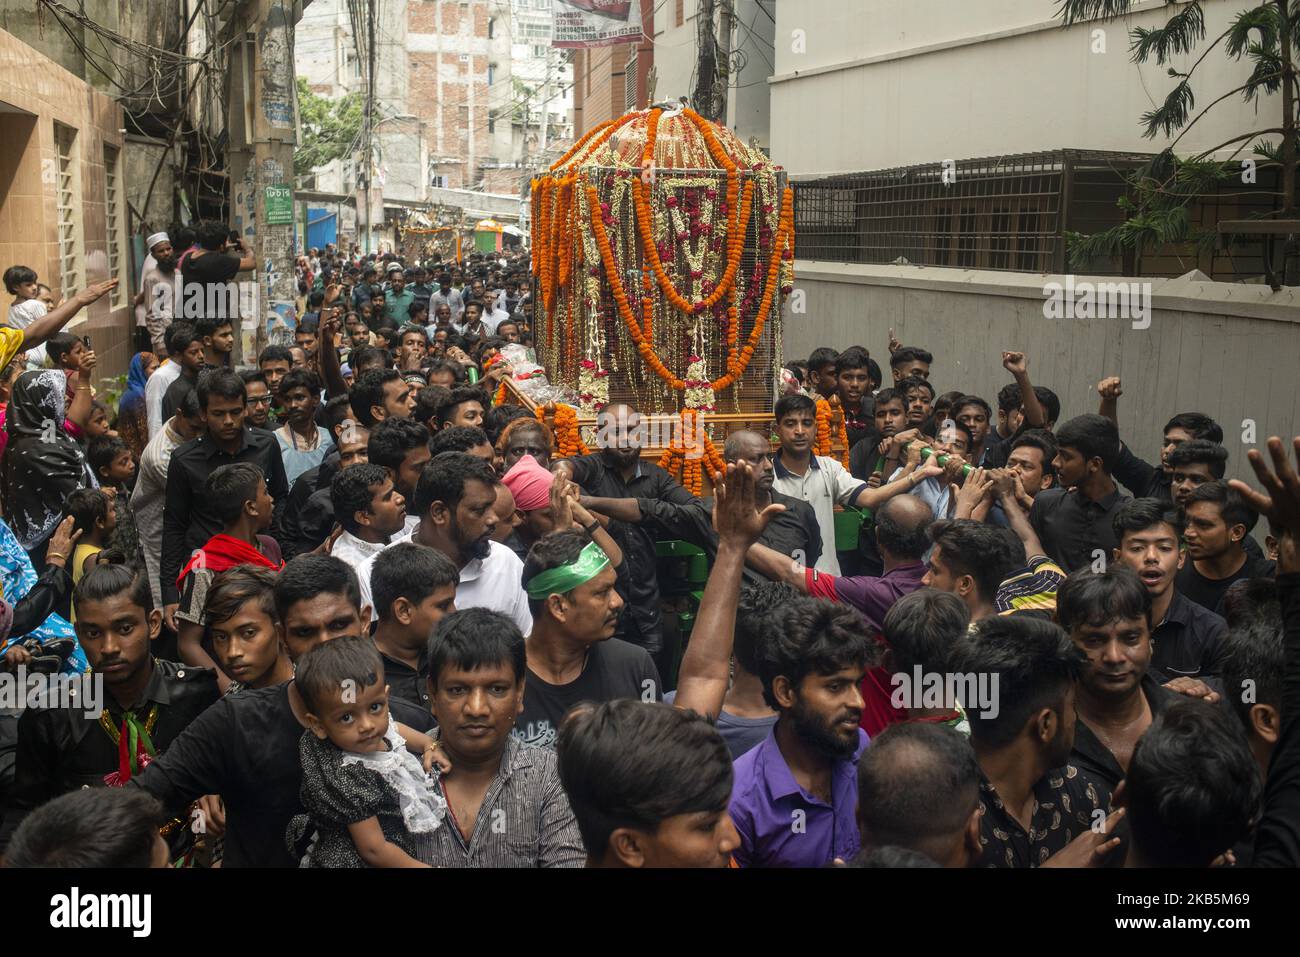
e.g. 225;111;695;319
503;454;553;512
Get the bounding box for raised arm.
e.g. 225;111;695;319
1230;436;1300;867
21;279;118;349
674;462;783;719
1096;376;1122;425
1002;351;1046;428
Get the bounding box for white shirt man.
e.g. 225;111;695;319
357;532;533;635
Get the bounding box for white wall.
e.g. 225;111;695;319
781;261;1300;490
771;0;1278;175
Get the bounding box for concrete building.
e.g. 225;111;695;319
0;29;133;372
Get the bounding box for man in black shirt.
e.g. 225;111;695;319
1057;566;1178;810
635;429;823;580
180;221;254;322
947;614;1117;867
1177;480;1273;613
369;543;458;715
133;556;435;867
160;370;290;628
4;565;219;851
1111;498;1227;692
1097;376;1222;503
553;403;699;659
1030;414;1130;572
514;530;660;750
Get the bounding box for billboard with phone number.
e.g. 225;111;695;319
553;0;644;49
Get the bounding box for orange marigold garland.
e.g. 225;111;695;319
814;399;833;457
538;403;589;458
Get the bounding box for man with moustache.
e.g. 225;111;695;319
422;607;585;867
728;596;874;868
513;529;656;749
357;452;532;634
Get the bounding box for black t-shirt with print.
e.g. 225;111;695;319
513;639;661;750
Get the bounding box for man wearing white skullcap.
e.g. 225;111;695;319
134;232;174;341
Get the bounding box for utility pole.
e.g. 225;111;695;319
363;0;376;255
716;0;731;125
539;53;552;159
227;0;300;360
693;0;718;121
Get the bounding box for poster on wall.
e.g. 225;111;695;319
552;0;644;48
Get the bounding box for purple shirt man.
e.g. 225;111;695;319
728;727;868;868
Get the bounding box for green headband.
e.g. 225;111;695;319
525;541;611;600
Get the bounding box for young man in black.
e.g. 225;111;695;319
1111;498;1226;695
1029;414;1130;572
1178;480;1273;613
1167;439;1228;507
160;370;289;631
1097;376;1221;502
4;565;219;850
1057;566;1177;810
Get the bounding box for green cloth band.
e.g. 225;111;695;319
525;540;610;599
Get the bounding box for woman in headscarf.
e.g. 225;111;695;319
1;370;96;564
116;351;157;460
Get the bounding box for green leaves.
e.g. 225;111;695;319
294;77;364;179
1141;79;1194;138
1225;4;1280;59
1130;2;1207;64
1054;0;1141;27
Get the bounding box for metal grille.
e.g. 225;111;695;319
55;123;79;295
104;145;122;306
794;151;1080;272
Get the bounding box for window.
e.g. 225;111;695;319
488;16;495;38
488;111;496;133
532;45;549;59
104;145;124;306
675;0;684;27
54;123;81;297
488;62;496;85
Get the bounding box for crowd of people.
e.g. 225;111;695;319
0;227;1297;873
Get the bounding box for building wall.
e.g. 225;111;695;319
573;44;630;134
409;0;494;190
0;29;133;378
771;0;1278;176
782;262;1300;491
